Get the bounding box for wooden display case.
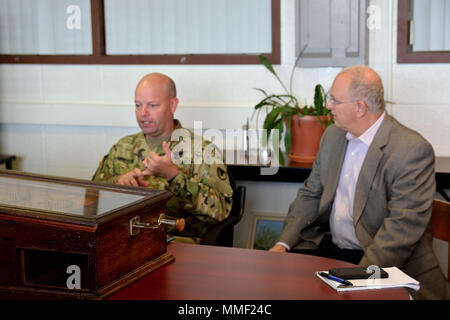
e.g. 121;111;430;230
0;170;174;299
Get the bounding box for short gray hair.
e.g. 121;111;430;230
342;65;385;114
166;75;177;98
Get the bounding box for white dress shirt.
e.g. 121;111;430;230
277;112;385;251
330;112;385;249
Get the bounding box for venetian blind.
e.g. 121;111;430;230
0;0;93;55
103;0;272;55
412;0;450;51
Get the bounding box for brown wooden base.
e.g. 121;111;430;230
98;253;175;299
0;253;175;300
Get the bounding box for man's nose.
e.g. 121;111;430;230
326;100;334;110
139;105;151;117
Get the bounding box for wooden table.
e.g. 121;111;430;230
109;243;410;300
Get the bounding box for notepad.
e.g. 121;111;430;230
315;267;420;292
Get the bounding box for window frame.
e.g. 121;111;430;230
0;0;280;65
397;0;450;63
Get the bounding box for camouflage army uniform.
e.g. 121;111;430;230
92;120;233;244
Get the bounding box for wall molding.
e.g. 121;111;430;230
0;102;255;129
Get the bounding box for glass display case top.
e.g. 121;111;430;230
0;176;146;218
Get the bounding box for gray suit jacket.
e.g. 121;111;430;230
279;114;448;299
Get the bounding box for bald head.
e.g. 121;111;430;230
134;72;179;139
336;65;385;114
136;73;177;99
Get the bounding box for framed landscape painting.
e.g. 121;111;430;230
248;215;285;250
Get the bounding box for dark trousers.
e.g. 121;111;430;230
290;234;364;265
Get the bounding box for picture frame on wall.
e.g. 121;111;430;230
248;215;285;250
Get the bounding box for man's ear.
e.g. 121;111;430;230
357;100;368;118
170;97;179;115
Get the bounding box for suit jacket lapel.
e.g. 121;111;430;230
353;115;393;225
321;133;348;212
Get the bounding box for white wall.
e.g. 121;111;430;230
1;0;449;177
389;1;450;157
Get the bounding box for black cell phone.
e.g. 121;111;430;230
328;266;389;280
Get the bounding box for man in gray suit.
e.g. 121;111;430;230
270;65;449;299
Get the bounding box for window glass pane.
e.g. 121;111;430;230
412;0;450;52
0;0;92;55
104;0;272;55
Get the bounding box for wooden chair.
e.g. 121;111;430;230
431;199;450;281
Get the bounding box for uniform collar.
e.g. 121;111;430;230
144;119;183;150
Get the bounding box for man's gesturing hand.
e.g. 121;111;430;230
116;168;149;187
142;141;179;180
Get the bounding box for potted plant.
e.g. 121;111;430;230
253;54;333;165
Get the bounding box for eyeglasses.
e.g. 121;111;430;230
326;93;358;106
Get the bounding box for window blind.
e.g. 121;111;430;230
103;0;271;55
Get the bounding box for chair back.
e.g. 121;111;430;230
200;167;246;246
431;199;450;281
227;167;245;223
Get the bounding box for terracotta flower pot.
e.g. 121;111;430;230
287;114;330;164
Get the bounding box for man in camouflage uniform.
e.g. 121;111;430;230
93;73;233;243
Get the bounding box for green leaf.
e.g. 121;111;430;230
284;116;292;155
263;108;283;147
278;148;285;166
254;98;278;110
258;54;277;77
279;104;297;116
314;84;324;115
263;107;282;130
275;94;298;105
259;54;291;95
253;88;269;97
256;100;279;110
317;116;325;128
254;94;296;110
301;105;310;115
